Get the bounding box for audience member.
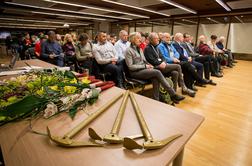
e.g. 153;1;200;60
125;32;185;103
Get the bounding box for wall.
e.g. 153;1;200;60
228;23;252;54
173;25;197;39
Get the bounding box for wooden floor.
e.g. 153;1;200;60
175;60;252;166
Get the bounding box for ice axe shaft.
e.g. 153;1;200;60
47;93;124;147
63;93;124;139
110;90;129;135
123;92;182;150
89;90;143;144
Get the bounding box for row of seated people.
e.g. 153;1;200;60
38;30;236;104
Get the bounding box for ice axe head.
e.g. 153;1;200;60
47;127;102;147
123;134;183;150
89;127;128;144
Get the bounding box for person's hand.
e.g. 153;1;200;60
173;58;180;63
49;54;54;59
146;64;153;69
111;57;118;64
159;62;166;70
188;57;192;62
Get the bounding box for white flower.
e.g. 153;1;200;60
10;77;17;81
43;102;58;119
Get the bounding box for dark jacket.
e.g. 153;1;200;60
144;44;165;68
216;41;224;50
172;41;188;61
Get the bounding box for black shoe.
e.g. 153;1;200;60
171;94;185;103
211;73;223;78
182;88;196;97
195;82;206;87
207;80;217;86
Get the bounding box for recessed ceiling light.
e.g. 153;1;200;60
43;0;149;18
102;0;170;17
160;0;197;14
5;2;132;20
31;11;106;21
0;17;89;25
215;0;231;11
235;16;244;23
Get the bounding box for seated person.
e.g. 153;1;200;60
216;36;234;67
145;32;195;97
198;35;222;77
75;33;95;75
125;32;185;103
63;34;76;69
35;34;46;58
93;31;124;88
40;31;64;67
172;33;209;88
182;33;216;85
114;30;130;61
208;35;228;67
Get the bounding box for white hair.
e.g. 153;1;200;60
129;32;141;43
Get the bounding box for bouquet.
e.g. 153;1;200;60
0;69;114;126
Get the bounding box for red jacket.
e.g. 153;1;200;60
35;40;41;57
199;43;213;55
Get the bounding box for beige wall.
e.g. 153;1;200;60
153;25;172;34
173;25;197;41
136;26;152;34
228;23;252;54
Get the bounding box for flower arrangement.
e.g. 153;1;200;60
0;69;114;126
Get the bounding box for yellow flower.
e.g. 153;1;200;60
36;87;44;96
7;96;18;103
81;77;91;84
70;79;77;84
64;86;77;94
49;85;58;91
0;116;6;121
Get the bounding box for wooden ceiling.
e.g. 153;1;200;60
0;0;252;29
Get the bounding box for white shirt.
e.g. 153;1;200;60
93;41;118;65
114;39;130;60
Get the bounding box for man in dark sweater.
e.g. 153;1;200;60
144;32;195;97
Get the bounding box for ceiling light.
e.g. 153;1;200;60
5;2;132;20
206;17;221;24
0;25;56;30
0;23;66;28
148;21;168;26
235;16;244;23
31;11;106;21
182;19;197;24
160;0;197;14
102;0;170;17
43;0;149;18
215;0;231;11
174;22;188;26
0;17;89;25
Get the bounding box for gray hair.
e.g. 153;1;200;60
174;33;183;41
129;32;141;43
148;32;159;42
119;30;128;37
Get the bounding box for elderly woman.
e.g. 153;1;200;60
124;32;185;103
